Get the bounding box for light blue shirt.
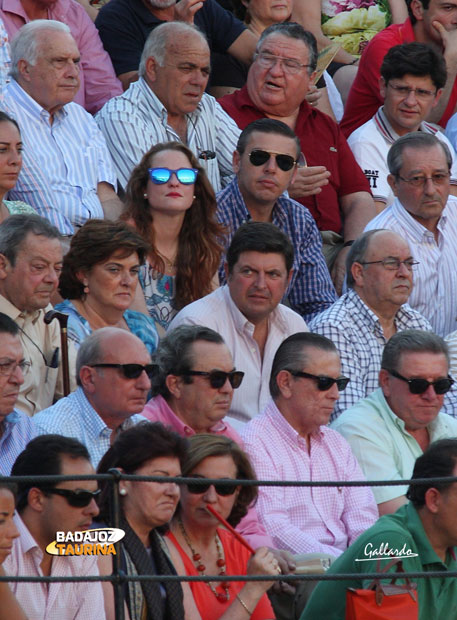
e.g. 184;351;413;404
0;408;36;475
2;79;117;234
33;387;146;466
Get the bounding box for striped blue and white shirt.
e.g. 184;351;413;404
2;79;117;234
0;409;36;475
365;197;457;337
217;178;337;321
96;77;240;192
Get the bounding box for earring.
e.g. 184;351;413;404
83;281;89;295
193;195;196;199
119;488;127;496
143;193;148;199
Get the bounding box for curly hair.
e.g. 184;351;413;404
123;142;225;310
58;219;150;300
179;434;258;528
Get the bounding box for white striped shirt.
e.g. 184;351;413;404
95;77;240;191
2;79;117;234
365;197;457;336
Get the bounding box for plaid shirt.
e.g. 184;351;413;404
216;178;337;322
309;288;433;421
0;409;36;475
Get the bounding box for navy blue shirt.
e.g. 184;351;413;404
96;0;246;75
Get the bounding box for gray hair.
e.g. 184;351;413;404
151;325;225;398
269;332;337;399
388;132;452;177
257;23;318;75
381;329;449;374
10;20;71;80
346;229;391;288
0;214;61;266
139;21;208;78
76;329;105;386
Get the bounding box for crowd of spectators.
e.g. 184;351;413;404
1;0;457;618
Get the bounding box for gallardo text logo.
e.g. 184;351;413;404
46;527;125;556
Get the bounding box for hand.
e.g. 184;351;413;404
305;84;322;107
269;548;297;595
174;0;205;23
331;245;350;296
289;166;331;198
432;21;457;64
246;547;279;593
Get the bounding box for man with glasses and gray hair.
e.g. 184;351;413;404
219;22;375;293
365;131;457;336
33;327;150;466
333;329;457;515
216;118;336;322
310;229;432;421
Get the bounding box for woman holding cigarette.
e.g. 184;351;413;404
165;435;277;620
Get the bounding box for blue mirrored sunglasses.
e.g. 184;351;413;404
148;167;198;185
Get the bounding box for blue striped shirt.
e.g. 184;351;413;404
365;197;457;337
0;409;36;475
96;77;240;191
2;79;117;234
216;178;337;321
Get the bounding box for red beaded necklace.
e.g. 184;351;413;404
178;518;231;602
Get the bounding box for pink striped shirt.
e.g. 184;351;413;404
242;400;378;556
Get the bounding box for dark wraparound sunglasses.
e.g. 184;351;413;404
389;369;454;395
249;149;296;172
186;477;238;496
148;167;198;184
45;488;101;508
179;370;244;389
89;363;155;379
288;370;350;391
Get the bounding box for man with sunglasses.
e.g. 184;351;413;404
348;43;457;212
218;22;375;293
365;132;457;336
310;230;433;421
4;435;105;619
333;330;457;516
242;332;378;559
216;118;336;322
33;327;151;466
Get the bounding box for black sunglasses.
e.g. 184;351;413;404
249;149;296;172
89;363;155;379
180;370;244;389
45;488;101;508
186;477;238;496
288;370;350;391
389;369;454;395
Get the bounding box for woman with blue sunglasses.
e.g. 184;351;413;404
124;142;225;335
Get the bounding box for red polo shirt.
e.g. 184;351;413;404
340;18;457;137
218;85;370;234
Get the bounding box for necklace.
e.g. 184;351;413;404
156;249;176;270
178;518;230;602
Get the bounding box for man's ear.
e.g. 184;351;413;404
232;150;241;174
79;365;97;393
27;487;47;512
145;56;158;84
17;59;31;82
351;261;365;288
165;374;182;399
379;76;387;100
387;174;399;196
276;369;294;399
224;261;230;281
410;0;425;22
379;368;391;395
0;253;9;280
424;486;442;514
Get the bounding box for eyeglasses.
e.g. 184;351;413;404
179;370;244;389
45;488;101;508
254;51;311;75
0;359;31;376
249;149;296;172
387;83;436;100
388;369;454;395
186;477;238;496
89;363;155;379
287;370;350;391
396;172;450;188
148;168;198;185
359;258;419;271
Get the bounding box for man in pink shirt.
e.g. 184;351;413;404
242;332;378;557
0;0;122;114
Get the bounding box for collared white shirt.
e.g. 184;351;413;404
365;197;457;336
168;286;308;424
4;513;106;620
3;79;117;234
96;77;240;191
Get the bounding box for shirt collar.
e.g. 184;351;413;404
7;80;68;123
376;106;437;145
0;294;43;324
222;285;289;334
392;198;448;241
150;395;231;436
138;77;202;127
265;399;324;446
14;512;42;557
404;503;457;566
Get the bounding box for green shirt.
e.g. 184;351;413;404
300;503;457;620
